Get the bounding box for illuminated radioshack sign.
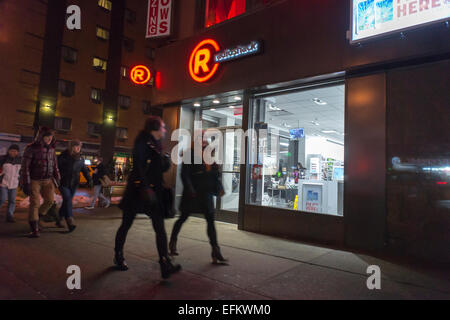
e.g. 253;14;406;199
214;41;261;63
189;39;262;83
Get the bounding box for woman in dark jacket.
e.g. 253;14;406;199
169;140;228;264
57;139;92;232
114;116;181;279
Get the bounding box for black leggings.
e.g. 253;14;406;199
170;211;218;247
115;210;168;260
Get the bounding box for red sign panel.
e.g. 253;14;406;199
146;0;172;39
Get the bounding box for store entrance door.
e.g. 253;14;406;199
177;93;244;224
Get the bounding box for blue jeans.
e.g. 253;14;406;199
0;187;17;218
59;186;76;219
90;184;110;207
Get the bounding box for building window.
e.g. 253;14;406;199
120;66;128;78
142;101;162;116
58;79;75;97
205;0;246;28
204;0;280;28
98;0;112;11
118;95;131;109
93;57;107;72
54;117;72;131
91;88;103;104
246;83;345;216
88;122;102;136
145;47;155;60
62;46;77;63
116;127;128;140
96;26;109;40
125;8;136;24
123;37;134;52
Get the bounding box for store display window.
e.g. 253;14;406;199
246;83;345;216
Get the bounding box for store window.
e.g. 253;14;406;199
247;83;345;216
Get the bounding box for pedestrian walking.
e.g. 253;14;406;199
57;139;92;232
20;127;60;238
0;144;22;223
85;156;110;209
169;140;228;264
114;116;181;279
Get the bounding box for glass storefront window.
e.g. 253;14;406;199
246;83;345;216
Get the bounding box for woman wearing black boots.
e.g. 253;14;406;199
169;140;228;264
114;116;181;279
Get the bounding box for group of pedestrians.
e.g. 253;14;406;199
1;116;228;280
0;127;109;237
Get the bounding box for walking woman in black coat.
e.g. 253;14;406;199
169;140;228;264
114;116;181;279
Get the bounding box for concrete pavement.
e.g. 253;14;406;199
0;206;449;300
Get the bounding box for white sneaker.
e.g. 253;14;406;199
85;206;95;210
104;203;110;209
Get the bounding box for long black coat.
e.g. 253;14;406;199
57;150;91;190
179;151;224;215
119;131;170;214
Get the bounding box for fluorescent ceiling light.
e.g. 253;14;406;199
234;96;241;101
229;105;235;109
209;108;216;111
312;98;327;105
193;102;201;107
321;130;337;133
212;99;220;104
326;139;344;146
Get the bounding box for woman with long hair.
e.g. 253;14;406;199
114;116;181;279
169;137;228;264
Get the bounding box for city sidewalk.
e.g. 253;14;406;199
0;206;449;300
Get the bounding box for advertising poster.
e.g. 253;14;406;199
351;0;450;42
302;184;322;213
146;0;172;38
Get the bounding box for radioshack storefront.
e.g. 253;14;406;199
153;1;450;263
